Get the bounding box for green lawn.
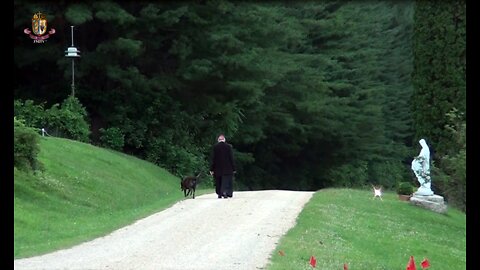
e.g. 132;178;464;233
266;188;466;270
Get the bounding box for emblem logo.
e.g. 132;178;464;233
24;12;56;43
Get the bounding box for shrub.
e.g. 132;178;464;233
99;127;125;151
434;108;466;212
368;160;410;189
14;97;91;143
14;99;47;128
44;96;91;142
145;136;208;178
14;117;43;172
396;181;414;195
326;160;369;188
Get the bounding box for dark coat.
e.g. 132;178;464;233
210;142;236;176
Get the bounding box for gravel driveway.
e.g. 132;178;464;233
14;190;314;270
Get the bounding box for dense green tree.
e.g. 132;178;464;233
236;1;416;190
412;0;466;210
14;1;418;191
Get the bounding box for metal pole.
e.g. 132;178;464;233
71;25;74;46
70;25;75;97
71;58;75;97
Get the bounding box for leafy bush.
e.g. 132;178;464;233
145;135;208;178
368;160;410;189
14;97;91;143
99;127;125;151
396;181;414;195
14;99;47;128
44;96;91;142
14;117;43;172
432;108;466;211
326;160;369;188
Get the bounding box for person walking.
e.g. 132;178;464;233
209;134;236;198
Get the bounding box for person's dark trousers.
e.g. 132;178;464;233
214;174;222;198
221;174;234;197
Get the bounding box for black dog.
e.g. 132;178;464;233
181;173;201;199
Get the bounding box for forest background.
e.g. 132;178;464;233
13;0;466;211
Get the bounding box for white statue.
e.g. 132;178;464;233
411;138;434;195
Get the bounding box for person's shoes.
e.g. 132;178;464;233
217;195;222;199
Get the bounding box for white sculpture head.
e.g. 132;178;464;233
419;138;427;148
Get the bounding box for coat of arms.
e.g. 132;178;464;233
24;12;56;43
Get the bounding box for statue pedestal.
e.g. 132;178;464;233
409;194;447;214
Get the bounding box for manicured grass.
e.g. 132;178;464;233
266;188;466;270
14;137;213;259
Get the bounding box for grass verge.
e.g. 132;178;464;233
266;188;466;270
14;137;213;258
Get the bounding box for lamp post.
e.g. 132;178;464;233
65;26;80;97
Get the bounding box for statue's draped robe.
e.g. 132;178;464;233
411;139;433;195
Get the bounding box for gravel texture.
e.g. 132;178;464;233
14;190;314;270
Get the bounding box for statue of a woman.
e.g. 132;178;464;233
411;138;434;195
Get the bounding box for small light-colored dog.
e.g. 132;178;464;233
372;185;383;200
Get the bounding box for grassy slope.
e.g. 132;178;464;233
14;137;212;259
266;188;466;270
